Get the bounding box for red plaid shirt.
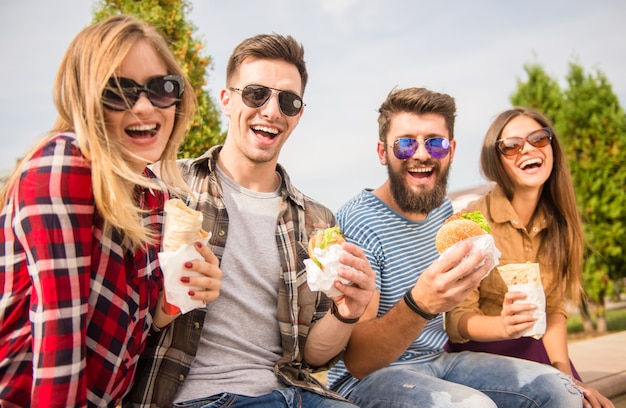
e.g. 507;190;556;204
0;132;165;407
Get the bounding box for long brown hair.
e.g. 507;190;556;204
481;107;583;302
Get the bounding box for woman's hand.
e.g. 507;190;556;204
500;291;536;338
576;379;615;408
153;241;222;328
180;241;222;304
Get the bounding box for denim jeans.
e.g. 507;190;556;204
172;386;357;408
344;351;583;408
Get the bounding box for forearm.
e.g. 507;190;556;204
152;292;180;329
304;311;354;367
343;299;428;379
542;313;572;376
459;312;508;341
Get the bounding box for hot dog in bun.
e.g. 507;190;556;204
308;226;346;269
435;210;490;253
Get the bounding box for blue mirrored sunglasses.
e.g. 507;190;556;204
392;137;451;160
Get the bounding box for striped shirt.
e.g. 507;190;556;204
327;189;453;396
0;132;165;407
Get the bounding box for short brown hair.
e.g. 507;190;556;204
378;87;456;143
225;33;308;94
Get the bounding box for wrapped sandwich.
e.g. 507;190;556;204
498;262;546;339
304;226;354;297
158;198;211;315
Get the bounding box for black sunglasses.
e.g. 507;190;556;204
495;127;553;156
230;84;304;116
392;137;451;160
102;75;184;111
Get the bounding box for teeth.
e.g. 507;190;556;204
252;125;278;134
127;124;157;132
408;167;433;173
520;158;542;169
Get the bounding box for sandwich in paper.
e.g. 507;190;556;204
163;198;210;252
159;198;211;314
498;262;546;339
304;227;354;298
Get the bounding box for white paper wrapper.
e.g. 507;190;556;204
305;244;354;298
439;234;501;280
498;263;546;339
158;234;211;314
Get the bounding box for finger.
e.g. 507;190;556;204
504;291;527;301
193;241;219;265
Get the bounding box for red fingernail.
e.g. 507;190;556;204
188;290;195;296
184;261;193;268
180;276;190;283
195;241;202;248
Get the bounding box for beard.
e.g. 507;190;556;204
387;157;450;214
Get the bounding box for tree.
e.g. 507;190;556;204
511;62;626;334
94;0;224;157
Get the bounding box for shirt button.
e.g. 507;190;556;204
533;227;539;232
218;230;226;237
512;220;518;225
179;374;185;382
525;247;531;252
194;321;201;329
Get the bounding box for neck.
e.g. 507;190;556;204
510;186;542;228
216;154;280;192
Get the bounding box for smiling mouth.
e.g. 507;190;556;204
251;125;279;138
126;123;159;138
520;157;543;170
408;166;434;179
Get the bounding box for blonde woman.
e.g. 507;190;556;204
0;15;220;407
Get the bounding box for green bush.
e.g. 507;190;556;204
567;307;626;334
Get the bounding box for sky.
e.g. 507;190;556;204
1;0;625;212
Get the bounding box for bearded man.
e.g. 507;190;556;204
325;87;584;408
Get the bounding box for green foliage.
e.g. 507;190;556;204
567;306;626;334
511;62;626;304
93;0;225;157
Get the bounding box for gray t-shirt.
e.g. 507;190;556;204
175;166;284;402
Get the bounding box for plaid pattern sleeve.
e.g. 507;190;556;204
0;133;165;407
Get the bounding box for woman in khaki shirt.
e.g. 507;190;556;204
445;107;612;408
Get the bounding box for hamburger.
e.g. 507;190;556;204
308;226;346;269
435;210;490;253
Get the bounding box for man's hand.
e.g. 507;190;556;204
411;240;491;316
331;241;377;320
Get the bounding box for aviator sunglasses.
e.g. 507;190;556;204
392;137;451;160
495;127;553;156
229;84;304;116
102;75;184;111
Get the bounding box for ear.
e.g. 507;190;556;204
448;139;457;163
377;141;387;165
220;88;231;117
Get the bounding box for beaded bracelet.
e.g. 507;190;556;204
330;302;360;324
403;287;439;321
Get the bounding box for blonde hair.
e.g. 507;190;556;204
0;15;196;250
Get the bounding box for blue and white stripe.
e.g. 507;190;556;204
327;189;453;396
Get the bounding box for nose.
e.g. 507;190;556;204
411;139;431;160
131;92;155;113
259;92;281;119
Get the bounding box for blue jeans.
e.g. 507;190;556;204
344;351;583;408
172;386;357;408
